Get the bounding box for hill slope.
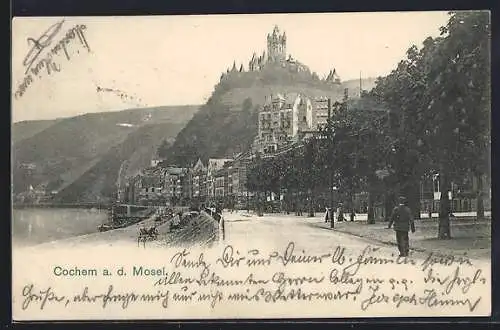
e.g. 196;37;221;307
12;119;60;144
12;105;200;200
55;122;184;203
165;64;376;166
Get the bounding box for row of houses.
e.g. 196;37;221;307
122;152;490;215
120;153;254;208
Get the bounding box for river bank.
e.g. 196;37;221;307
17;210;220;250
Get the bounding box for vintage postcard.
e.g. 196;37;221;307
11;12;491;320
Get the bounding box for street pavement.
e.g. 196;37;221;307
222;211;413;259
221;211;490;262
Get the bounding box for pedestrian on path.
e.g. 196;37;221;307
325;207;330;222
337;203;345;222
387;196;415;257
350;209;355;222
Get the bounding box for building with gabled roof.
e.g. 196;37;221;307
191;158;207;200
206;158;233;199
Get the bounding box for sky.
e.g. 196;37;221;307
11;12;450;123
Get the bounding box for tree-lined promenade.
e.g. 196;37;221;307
245;11;491;240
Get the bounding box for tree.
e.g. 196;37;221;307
242;97;253;113
157;139;172;159
318;98;394;224
371;43;434;221
371;11;490;238
302;137;325;216
246;153;266;216
407;11;489;237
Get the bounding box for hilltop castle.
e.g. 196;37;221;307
220;25;341;84
248;25;287;70
248;25;309;73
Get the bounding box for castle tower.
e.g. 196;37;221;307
249;52;257;71
267;25;286;63
325;68;341;84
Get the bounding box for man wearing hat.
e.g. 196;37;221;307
387;196;415;257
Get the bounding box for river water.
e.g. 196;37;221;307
12;208;108;247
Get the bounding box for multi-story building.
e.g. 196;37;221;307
124;167;166;206
191;158;207;200
181;170;192;202
206;158;232;199
214;169;226;198
310;93;351;130
164;167;188;205
254;93;314;154
139;167;166;205
222;151;254;209
312;97;331;129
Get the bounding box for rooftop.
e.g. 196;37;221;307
166;167;187;175
208;158;233;172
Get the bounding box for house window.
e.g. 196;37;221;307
433;176;440;193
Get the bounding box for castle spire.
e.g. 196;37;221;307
273;25;279;36
267;25;286;63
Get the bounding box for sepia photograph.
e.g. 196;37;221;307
11;11;491;320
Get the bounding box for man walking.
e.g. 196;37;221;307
387;196;415;257
350;209;356;222
337;203;345;222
